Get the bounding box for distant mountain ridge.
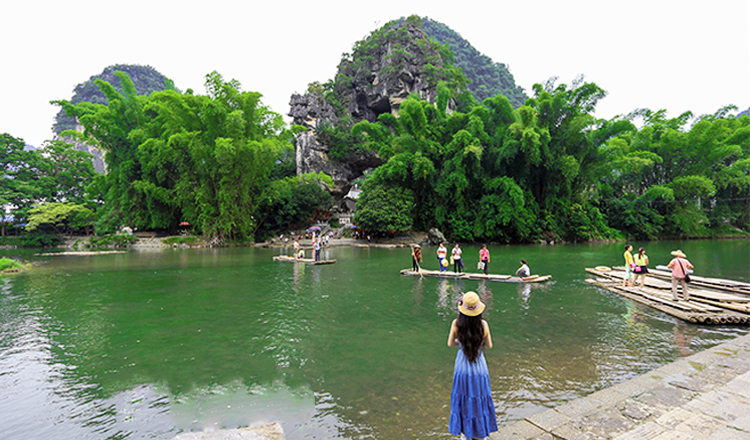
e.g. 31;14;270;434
53;64;172;135
53;64;172;172
404;16;528;107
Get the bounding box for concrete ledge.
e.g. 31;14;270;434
492;333;750;440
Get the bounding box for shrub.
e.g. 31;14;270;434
87;234;138;248
162;236;199;245
20;233;63;248
0;257;23;271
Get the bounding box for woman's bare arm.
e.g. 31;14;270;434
447;319;458;347
483;320;493;349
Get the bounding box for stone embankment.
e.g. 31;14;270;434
493;332;750;440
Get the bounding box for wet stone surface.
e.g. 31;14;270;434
491;333;750;440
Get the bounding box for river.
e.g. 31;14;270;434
0;239;748;439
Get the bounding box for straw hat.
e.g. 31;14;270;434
413;244;421;248
458;291;485;316
671;250;687;258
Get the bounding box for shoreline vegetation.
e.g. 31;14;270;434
0;228;746;255
1;18;748;250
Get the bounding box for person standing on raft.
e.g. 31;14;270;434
667;250;693;301
451;244;463;273
479;244;490;275
411;244;422;272
437;243;448;272
447;292;498;439
633;247;649;289
622;244;634;287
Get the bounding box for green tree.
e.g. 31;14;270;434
353;182;415;233
56;71;296;241
25;202;95;233
257;172;334;232
0;134;47;220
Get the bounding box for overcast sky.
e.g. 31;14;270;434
2;0;749;148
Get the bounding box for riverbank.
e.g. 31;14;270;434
493;332;750;440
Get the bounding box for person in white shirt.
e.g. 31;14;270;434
451;244;463;273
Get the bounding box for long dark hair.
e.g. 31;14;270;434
456;312;484;363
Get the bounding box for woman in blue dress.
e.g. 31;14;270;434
447;291;498;439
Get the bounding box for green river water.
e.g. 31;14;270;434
1;239;748;439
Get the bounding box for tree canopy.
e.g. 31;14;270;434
417;17;528;107
53;71;331;240
0;134;95;221
353;78;750;241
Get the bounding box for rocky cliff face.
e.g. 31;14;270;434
289;92;382;196
290;18;458;198
56;124;106;173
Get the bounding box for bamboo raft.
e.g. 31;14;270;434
400;269;552;283
273;256;337;265
648;266;750;295
586;267;750;325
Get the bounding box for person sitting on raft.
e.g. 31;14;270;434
515;259;530;278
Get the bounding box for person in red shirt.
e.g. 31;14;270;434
479;245;490;275
667;250;693;301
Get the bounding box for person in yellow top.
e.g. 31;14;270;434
622;244;634;287
632;247;649;288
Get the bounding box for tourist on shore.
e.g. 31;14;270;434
622;244;634;287
479;244;490;275
411;244;422;272
437;243;448;272
293;239;300;258
515;259;530;278
314;239;321;261
633;247;649;288
451;244;463;273
447;291;497;439
667;250;693;301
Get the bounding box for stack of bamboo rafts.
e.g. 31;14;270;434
585;266;750;325
400;269;552;283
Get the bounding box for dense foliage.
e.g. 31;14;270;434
417;17;528;107
25;202;95;233
353;77;750;242
53;64;172;134
312;16;472;159
54;71;331;240
0;134;95;222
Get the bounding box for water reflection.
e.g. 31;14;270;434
517;283;531;309
411;276;423;307
673;321;694;357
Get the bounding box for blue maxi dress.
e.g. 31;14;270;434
449;346;498;439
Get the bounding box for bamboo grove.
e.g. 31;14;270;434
3;72;749;243
351;78;750;242
46;71;333;241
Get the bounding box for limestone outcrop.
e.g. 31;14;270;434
290;18;457;198
56;124;106;173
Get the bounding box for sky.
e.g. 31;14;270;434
2;0;749;148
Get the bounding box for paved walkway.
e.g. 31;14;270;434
491;333;750;440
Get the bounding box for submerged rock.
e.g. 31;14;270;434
169;421;285;440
